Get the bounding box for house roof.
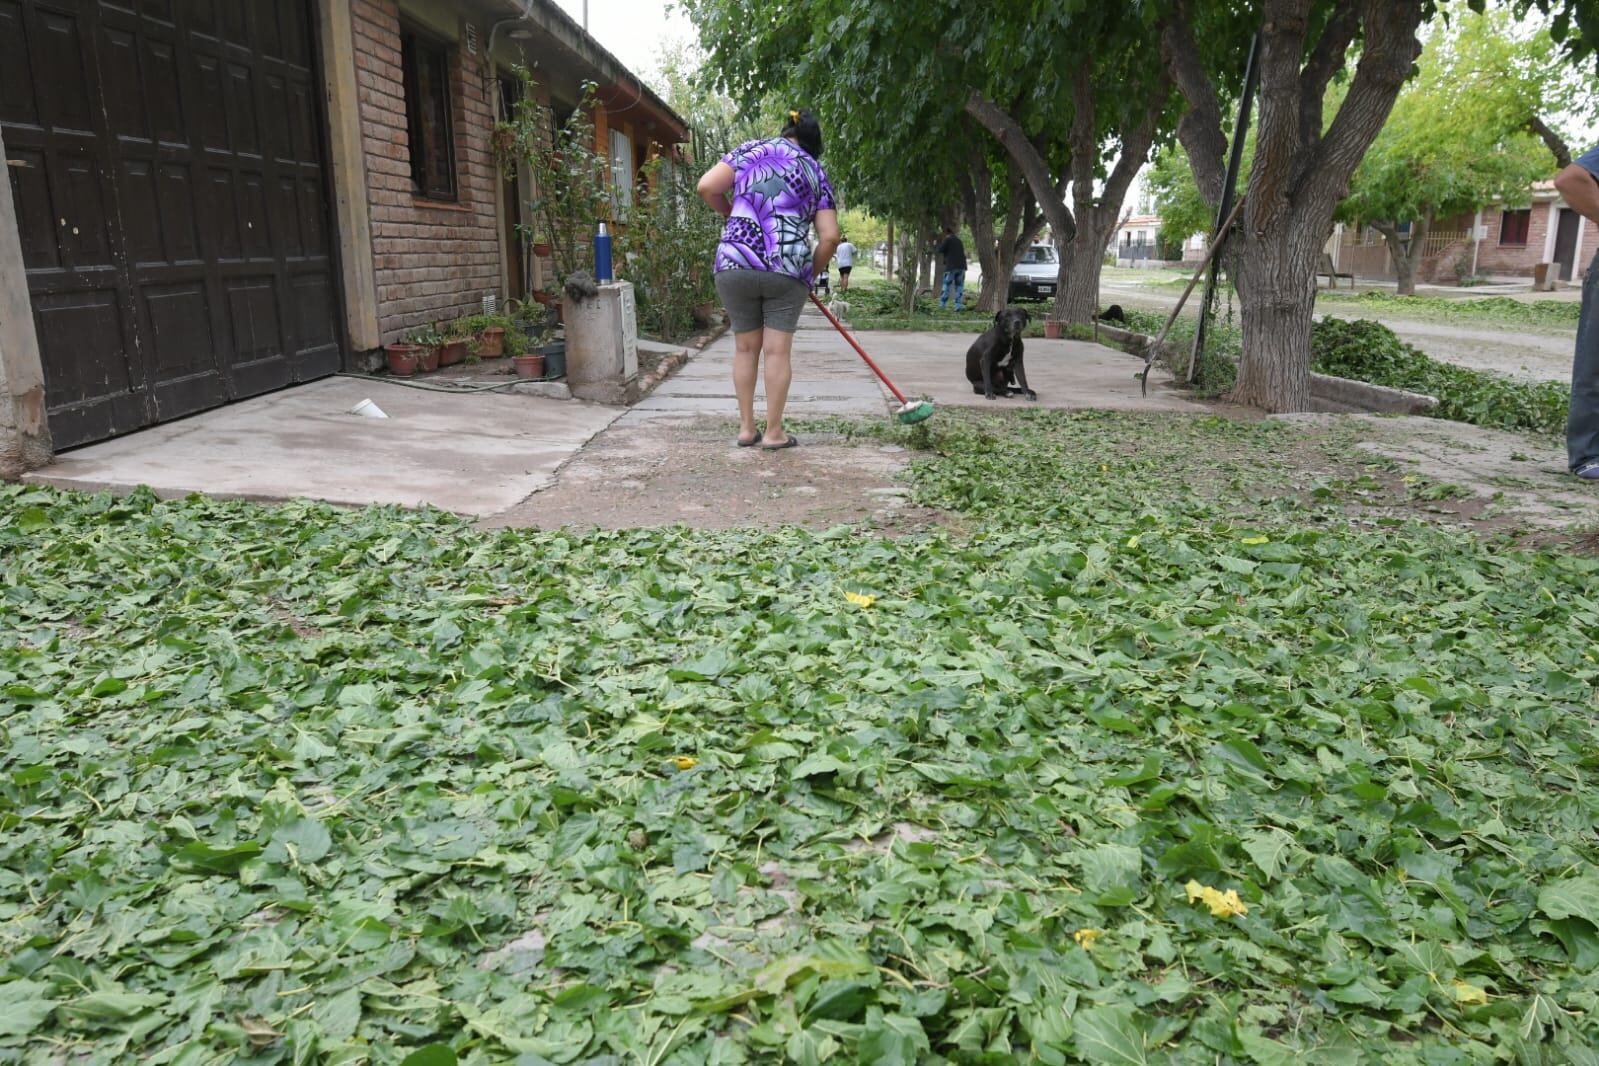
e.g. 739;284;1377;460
478;0;690;143
1118;214;1161;228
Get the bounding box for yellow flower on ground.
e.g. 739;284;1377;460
1185;879;1249;919
1451;981;1488;1006
844;591;876;608
1073;928;1103;949
1126;535;1141;549
1240;536;1269;545
673;756;698;770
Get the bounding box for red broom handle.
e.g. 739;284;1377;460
808;293;911;405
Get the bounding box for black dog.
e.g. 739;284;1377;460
966;308;1036;401
1099;304;1127;325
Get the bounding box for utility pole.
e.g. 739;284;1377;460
583;0;589;30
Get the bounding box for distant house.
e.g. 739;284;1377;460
1328;180;1589;285
1;0;688;471
1111;214;1185;268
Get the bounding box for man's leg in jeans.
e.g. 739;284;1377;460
939;270;953;309
953;270;966;311
1568;264;1599;473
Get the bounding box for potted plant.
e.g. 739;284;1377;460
384;340;421;377
477;316;507;358
439;321;471;366
1044;320;1065;340
513;351;546;378
406;326;443;372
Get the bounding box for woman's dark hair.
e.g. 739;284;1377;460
780;108;824;160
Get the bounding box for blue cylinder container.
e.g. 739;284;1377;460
594;222;613;283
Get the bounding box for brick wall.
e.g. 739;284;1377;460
1473;203;1549;277
350;0;502;344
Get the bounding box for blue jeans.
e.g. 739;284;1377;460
939;269;966;310
1570;257;1599;470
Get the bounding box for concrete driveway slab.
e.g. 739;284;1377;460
840;330;1222;413
25;377;621;515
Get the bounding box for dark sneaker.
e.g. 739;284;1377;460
1577;462;1599;480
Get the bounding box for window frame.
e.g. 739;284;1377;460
1499;208;1531;247
400;23;458;202
608;128;634;210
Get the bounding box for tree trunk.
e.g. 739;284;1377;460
961;157;1004;312
885;220;895;280
1232;231;1317;412
1161;0;1424;412
1376;215;1428;296
1055;223;1106;324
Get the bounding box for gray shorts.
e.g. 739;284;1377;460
715;269;809;333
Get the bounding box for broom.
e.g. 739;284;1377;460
808;294;936;424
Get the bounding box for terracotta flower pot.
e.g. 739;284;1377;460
439;339;468;366
513;353;546;379
532;242;553;257
532;290;554;306
384;343;420;377
418;345;441;372
1043;319;1065;340
478;327;506;358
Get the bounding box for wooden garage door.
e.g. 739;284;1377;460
1;0;341;449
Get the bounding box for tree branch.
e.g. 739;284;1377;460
1250;0;1314;233
1298;0;1424;216
1297;3;1360;159
1160;1;1230;214
965;90;1076;242
1102;72;1173;229
1528;115;1573;169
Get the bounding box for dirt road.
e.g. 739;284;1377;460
1098;279;1575;383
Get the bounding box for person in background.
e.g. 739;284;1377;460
1554;147;1599;479
935;226;967;311
698;109;839;451
836;235;856;292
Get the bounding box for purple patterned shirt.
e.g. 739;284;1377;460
714;138;837;285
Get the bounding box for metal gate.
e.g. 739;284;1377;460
1;0;342;448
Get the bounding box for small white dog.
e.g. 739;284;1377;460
826;297;851;319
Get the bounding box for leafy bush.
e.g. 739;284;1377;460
495;69;609;287
1311;317;1568;435
1121;307;1239;398
616;158;721;342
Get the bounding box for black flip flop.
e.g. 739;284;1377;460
737;436;760;448
761;435;799;451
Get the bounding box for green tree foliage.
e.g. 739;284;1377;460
683;0;1170;323
1339;5;1594;293
656;41;771;165
1147;138;1248;249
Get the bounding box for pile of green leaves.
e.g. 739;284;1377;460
1318;292;1582;331
4;409;1598;1063
1311;317;1569;436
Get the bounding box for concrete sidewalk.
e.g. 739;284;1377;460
26;377;621;515
618;317;1209;429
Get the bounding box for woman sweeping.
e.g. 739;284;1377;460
697;109;840;450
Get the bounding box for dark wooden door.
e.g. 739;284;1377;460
1555;208;1581;282
1;0;341;449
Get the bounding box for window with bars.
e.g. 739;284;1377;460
401;27;457;201
1500;209;1531;247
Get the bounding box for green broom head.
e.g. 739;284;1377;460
895;399;935;424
